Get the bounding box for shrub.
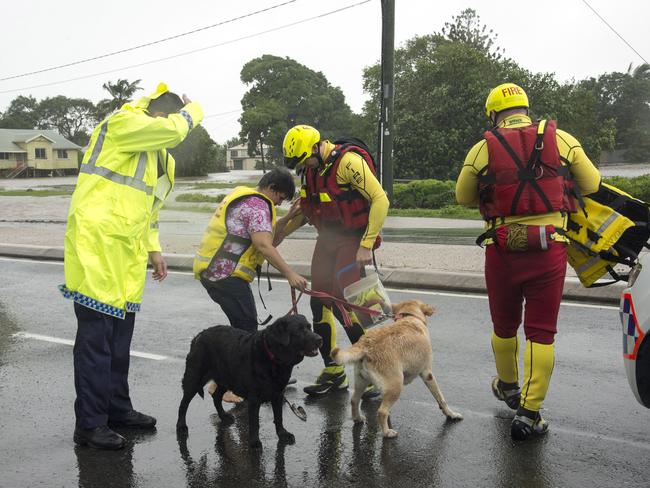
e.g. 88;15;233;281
392;179;457;209
603;175;650;203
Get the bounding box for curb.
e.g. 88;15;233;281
0;243;624;305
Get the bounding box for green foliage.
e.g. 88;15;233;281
239;55;357;165
175;192;225;203
361;9;649;182
169;126;221;177
536;83;616;162
388;205;481;219
37;96;97;146
603;175;650;203
362;11;542;180
0;95;97;146
96;79;142;119
0;96;40;129
392;179;457;209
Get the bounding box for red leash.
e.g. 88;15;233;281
289;287;388;328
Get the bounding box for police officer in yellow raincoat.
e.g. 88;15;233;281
60;83;203;450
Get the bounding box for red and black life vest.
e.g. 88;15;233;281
300;139;376;231
478;119;578;221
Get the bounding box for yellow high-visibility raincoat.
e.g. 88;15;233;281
59;83;204;319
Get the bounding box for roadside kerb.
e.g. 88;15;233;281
0;243;624;305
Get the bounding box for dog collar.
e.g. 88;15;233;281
394;312;417;320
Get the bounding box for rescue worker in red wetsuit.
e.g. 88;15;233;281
281;125;389;397
456;83;601;440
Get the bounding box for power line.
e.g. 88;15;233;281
204;109;242;119
0;0;372;95
0;0;297;82
581;0;648;64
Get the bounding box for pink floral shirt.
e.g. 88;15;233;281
203;196;273;281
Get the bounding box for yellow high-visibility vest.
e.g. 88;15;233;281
194;186;276;282
566;182;649;287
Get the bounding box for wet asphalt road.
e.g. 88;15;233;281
1;257;649;488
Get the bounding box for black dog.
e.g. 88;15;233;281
176;314;322;448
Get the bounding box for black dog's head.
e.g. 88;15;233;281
264;314;322;364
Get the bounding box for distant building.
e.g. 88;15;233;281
226;143;270;170
0;128;82;178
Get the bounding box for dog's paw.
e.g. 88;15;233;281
277;430;295;444
249;438;263;450
219;412;235;425
383;428;398;438
352;415;366;424
445;411;463;421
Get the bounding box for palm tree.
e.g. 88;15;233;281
96;79;142;119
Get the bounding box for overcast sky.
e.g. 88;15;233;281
1;0;648;144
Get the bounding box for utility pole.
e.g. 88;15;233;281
379;0;395;201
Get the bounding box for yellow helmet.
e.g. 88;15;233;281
485;83;529;117
283;125;320;170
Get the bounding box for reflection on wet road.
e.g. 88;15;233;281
0;257;649;488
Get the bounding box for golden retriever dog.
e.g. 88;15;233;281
331;299;462;438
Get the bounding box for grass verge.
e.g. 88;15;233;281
0;189;72;197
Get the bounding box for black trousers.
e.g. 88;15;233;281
201;276;258;332
73;302;134;429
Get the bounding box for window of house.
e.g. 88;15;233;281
35;148;47;159
56;149;68;159
230;150;239;158
0;152;11;160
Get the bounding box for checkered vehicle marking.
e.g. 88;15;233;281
621;293;645;360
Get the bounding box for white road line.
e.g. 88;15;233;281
12;331;173;361
1;255;619;310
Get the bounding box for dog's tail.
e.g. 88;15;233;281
331;344;366;365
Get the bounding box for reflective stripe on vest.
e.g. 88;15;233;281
80;120;154;195
194;253;256;280
587;213;619;248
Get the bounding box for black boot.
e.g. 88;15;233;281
108;410;157;429
74;426;126;450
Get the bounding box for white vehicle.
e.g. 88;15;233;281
620;254;650;408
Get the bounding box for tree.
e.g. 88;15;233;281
96;78;142;119
168;125;221;177
239;55;357;165
0;94;97;145
0;95;40;129
37;96;97;146
595;63;650;162
361;8;616;179
441;8;504;61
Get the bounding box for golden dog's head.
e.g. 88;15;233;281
391;300;435;324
